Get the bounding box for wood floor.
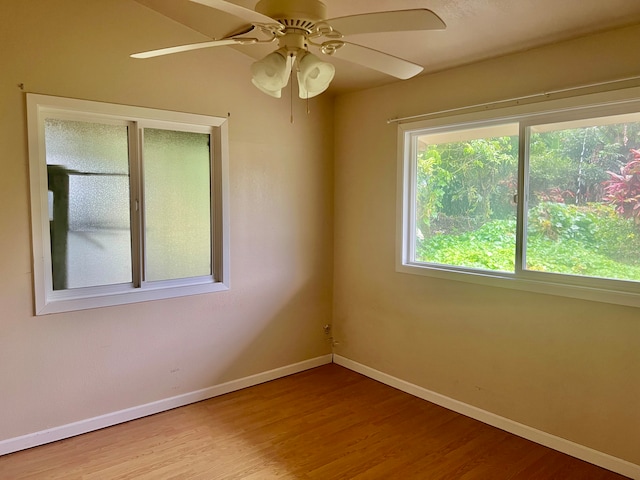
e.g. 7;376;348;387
0;364;628;479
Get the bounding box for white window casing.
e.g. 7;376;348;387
397;86;640;308
27;94;230;314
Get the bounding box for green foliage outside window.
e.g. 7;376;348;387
415;119;640;281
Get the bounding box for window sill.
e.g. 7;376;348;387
37;280;230;315
397;262;640;309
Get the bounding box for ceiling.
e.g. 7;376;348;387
133;0;640;94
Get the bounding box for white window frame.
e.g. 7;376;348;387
27;94;230;315
397;86;640;308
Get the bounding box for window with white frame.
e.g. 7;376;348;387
27;94;229;314
397;89;640;307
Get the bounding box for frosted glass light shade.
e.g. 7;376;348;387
297;52;335;98
251;50;292;98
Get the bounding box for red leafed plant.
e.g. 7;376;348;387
603;148;640;223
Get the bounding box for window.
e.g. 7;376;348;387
398;89;640;307
27;94;229;314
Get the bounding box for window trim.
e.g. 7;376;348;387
396;86;640;308
27;94;230;315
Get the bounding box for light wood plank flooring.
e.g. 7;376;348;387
0;364;628;479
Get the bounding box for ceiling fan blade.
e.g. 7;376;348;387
326;9;445;37
131;38;250;59
133;0;255;40
328;42;423;80
189;0;278;25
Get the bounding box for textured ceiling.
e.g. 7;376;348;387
132;0;640;94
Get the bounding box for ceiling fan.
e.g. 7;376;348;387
132;0;446;98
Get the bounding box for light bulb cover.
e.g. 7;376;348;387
297;51;335;99
251;49;292;97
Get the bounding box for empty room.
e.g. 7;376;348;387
1;1;639;478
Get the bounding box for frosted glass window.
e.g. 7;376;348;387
28;94;229;315
44;119;132;290
143;129;212;281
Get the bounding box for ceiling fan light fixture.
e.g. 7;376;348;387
297;51;335;99
250;49;292;97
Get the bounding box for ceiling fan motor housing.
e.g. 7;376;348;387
255;0;327;32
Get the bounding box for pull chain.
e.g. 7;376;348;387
290;53;294;124
290;77;294;124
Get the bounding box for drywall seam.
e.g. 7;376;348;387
0;354;333;457
334;355;639;480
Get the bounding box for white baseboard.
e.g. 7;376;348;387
334;355;640;480
0;354;333;457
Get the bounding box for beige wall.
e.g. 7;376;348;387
0;1;333;440
333;25;640;466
